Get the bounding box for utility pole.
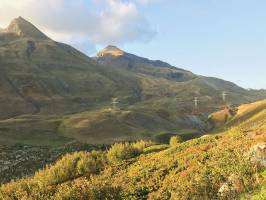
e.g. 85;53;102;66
111;98;118;111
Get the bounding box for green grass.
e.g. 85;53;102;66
0;115;72;146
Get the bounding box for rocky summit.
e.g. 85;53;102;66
97;45;125;57
5;16;49;39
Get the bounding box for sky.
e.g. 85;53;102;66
0;0;265;89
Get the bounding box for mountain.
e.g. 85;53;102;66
94;45;263;106
0;17;265;146
96;45;196;82
5;16;49;39
1;99;265;199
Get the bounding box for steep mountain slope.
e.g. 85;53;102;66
0;17;265;146
0;17;140;120
0;17;145;146
1;100;265;199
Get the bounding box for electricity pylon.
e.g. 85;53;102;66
111;98;119;111
194;97;199;109
222;91;227;102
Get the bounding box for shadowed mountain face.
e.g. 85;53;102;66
0;17;265;145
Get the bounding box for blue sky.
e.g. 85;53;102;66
121;0;266;89
0;0;265;89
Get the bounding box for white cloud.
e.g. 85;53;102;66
94;0;156;44
0;0;156;54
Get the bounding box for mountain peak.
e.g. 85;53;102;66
6;16;49;39
97;45;125;57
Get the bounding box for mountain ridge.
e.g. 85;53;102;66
97;45;188;70
0;17;265;146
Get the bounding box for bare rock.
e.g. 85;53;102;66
249;142;266;167
218;182;236;200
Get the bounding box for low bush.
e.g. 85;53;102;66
169;135;183;146
132;140;154;151
34;151;107;187
107;143;141;163
53;179;124;200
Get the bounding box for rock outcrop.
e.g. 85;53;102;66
249;142;266;167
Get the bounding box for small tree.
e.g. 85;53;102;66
169;136;183;146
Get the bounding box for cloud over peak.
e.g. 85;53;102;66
0;0;156;54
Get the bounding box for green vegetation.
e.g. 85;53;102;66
239;169;266;200
107;140;154;163
1;102;265;200
34;151;107;186
107;143;141;163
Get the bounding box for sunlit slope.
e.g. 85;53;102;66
1;100;265;200
209;99;266;128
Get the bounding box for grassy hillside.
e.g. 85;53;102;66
58;108;194;144
1;100;265;199
0;115;71;146
209;99;266;129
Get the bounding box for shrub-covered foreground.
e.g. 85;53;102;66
0;111;265;200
